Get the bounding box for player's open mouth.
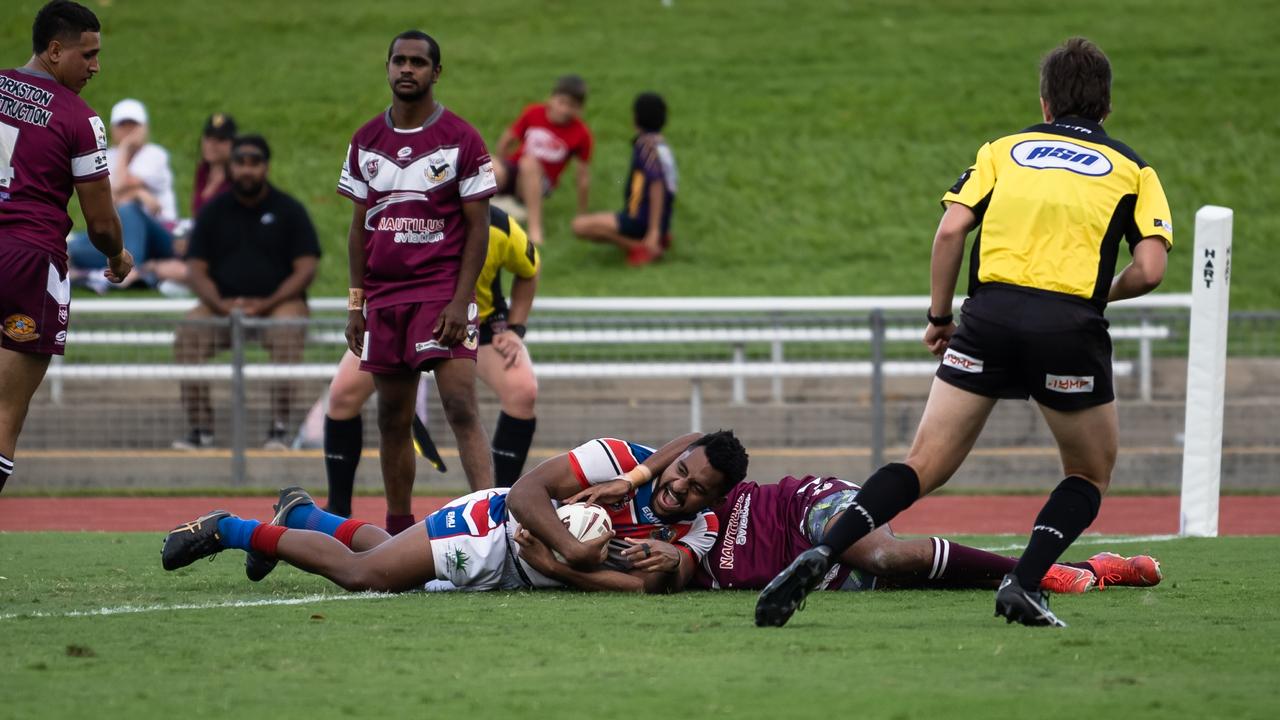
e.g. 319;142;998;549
656;486;680;513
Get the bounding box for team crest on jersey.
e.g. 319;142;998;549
89;116;107;150
426;160;451;183
365;158;380;178
3;314;39;342
463;325;479;350
58;305;68;323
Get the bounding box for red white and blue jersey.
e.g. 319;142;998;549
568;438;720;564
337;104;497;309
0;68;109;255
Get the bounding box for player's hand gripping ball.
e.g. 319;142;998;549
553;503;613;563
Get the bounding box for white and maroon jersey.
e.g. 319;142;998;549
568;438;720;564
337;105;497;309
0;69;109;255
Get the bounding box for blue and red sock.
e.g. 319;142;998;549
284;503;347;535
216;516;287;556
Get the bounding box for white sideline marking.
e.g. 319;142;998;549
979;533;1178;553
0;591;397;621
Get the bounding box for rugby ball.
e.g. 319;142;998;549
553;503;613;563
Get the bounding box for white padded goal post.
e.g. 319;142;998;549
1179;205;1234;537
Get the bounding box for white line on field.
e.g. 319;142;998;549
979;533;1178;553
0;591;397;621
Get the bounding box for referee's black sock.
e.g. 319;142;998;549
1013;476;1102;590
323;415;363;518
820;462;921;554
0;452;12;495
491;412;536;488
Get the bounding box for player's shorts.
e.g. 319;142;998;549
937;284;1115;411
0;245;71;356
797;479;876;591
360;300;478;375
424;488;529;591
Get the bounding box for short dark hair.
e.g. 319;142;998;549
634;92;667;133
231;134;271;162
32;0;99;54
688;430;749;492
1039;37;1111;122
552;74;587;104
388;30;441;67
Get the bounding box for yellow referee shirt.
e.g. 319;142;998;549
476;206;540;323
942;117;1172;308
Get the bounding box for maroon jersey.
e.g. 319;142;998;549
0;69;109;255
337;105;497;309
695;475;859;590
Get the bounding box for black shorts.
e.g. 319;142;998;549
936;285;1114;411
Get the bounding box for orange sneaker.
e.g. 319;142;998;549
1088;552;1162;590
1040;564;1097;594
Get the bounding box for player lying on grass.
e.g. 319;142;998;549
574;474;1161;594
161;431;749;593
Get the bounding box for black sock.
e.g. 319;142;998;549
821;462;921;554
491;412;536;488
323;415;363;517
0;453;11;494
1013;476;1102;590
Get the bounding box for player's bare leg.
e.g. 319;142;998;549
477;342;538;487
433;357;495;491
270;521;435;592
373;371;420;529
571;212;644;252
516;153;547;245
0;348;51;493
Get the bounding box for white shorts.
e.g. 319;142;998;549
426;488;524;591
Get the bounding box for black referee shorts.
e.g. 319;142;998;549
936;286;1115;411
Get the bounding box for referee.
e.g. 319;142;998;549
758;37;1173;628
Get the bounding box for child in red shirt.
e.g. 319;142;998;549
493;75;593;246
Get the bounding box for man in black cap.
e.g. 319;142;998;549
173;134;322;450
193;112;236;216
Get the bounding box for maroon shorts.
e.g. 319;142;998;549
0;245;71;356
359;300;478;374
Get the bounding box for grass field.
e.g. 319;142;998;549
4;0;1279;306
3;533;1278;719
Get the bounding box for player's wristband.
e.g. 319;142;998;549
507;323;527;339
347;288;365;311
926;311;954;327
623;464;653;490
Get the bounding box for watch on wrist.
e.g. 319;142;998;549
926;311;954;327
507;323;527;338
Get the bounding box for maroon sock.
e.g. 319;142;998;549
385;513;416;535
928;538;1019;588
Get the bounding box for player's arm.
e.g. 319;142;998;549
574;160;590;214
642;178;664;248
923;202;976;357
436;199;490;347
492;234;538;368
73;177;131;282
1109;238;1168;302
622;538;697;593
495;128;519;160
507;453;610;569
345;201;367;356
566;432;703;505
514;529;643;592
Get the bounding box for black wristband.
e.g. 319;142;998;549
507;323;527;338
926;312;954;327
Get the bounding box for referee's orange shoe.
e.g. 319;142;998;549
1088;552;1163;589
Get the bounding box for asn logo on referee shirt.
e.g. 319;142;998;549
1010;139;1113;176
